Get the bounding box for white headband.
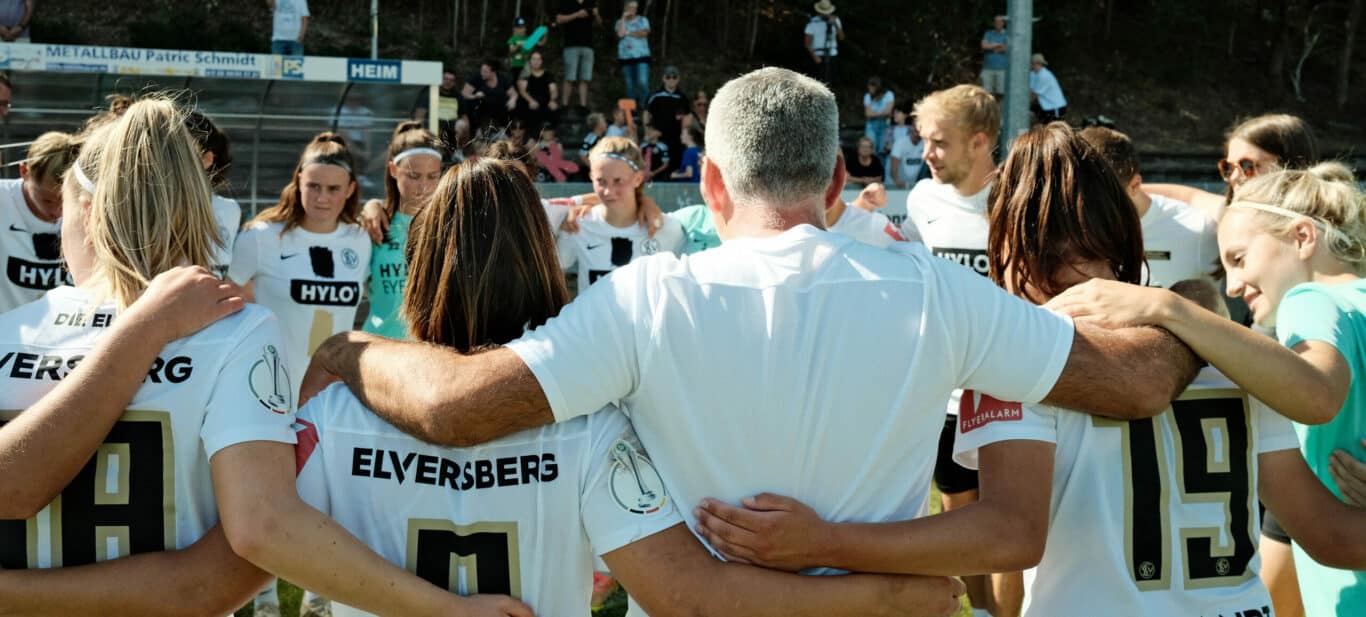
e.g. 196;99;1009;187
1228;200;1326;228
591;152;640;172
302;158;352;174
72;163;96;194
392;147;443;165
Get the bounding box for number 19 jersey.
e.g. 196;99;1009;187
294;384;683;617
953;368;1299;617
0;286;297;569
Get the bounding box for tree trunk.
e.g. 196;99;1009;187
1104;0;1114;41
1338;0;1364;108
719;0;730;49
453;0;460;50
479;0;489;47
1268;2;1290;97
660;0;673;58
748;0;760;58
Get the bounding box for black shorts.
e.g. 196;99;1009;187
934;415;980;495
1262;508;1292;545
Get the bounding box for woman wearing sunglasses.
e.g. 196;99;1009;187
1146;114;1318;222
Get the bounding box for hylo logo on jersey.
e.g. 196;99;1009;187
932;247;990;277
341;248;360;269
608;438;668;515
959;390;1022;434
6;257;70;290
248;344;292;414
290;280;360;306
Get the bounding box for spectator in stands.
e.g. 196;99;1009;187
267;0;309;55
641;123;670;182
980;15;1008;96
607;107;631;139
0;73;11;119
890;124;925;189
507;17;538;73
462;59;518;136
645;66;689;176
432;70;462;159
507;118;534;150
557;0;601;109
1029;53;1067;123
670;125;703;183
864;76;894;154
804;1;843;85
516;50;558;134
685;88;709;130
616;1;652;109
844;135;884;187
578;111;607;170
0;0;32;43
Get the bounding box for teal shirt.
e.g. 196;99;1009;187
363;211;413;339
667;205;719;254
1276;279;1366;615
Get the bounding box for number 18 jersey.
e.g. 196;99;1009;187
295;384;683;617
953;368;1299;617
0;286;297;569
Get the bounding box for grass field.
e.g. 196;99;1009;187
239;485;973;617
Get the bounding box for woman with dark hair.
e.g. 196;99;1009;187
183;111;240;279
863;76;894;154
1146;114;1319;221
516;50;558;133
690;123;1366;617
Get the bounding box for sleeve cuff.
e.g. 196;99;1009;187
1021;313;1075;404
506;338;578;423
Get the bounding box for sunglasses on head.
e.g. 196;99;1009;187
1217;158;1262;182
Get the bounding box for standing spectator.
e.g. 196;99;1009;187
844;135;884;187
507;17;538;72
0;73;11;119
462;59;518;135
804;0;843;85
516;50;559;133
557;0;601;109
0;0;32;43
980;15;1008;96
616;1;652;109
645;65;689;176
1029;53;1067;122
670;125;703;183
864;76;894;154
267;0;309;55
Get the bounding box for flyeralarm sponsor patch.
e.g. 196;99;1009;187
959;390;1023;433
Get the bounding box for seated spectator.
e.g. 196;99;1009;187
670;125;703;183
462;59;518;135
845;135;884;187
1029;53;1067;123
640;123;670;182
607;107;631;139
578;112;608;170
889;123;925;189
507;118;534;150
535;125;579;182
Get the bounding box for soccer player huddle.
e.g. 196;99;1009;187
0;68;1363;617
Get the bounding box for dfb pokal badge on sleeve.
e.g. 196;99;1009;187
249;344;292;414
609;438;668;515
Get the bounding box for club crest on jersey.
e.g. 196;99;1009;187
959;390;1022;434
248;344;292;414
341;248;360;269
608;438;668;515
641;238;660;255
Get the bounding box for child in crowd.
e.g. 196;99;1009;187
579;112;608;171
640;123;670;182
607;107;631;139
670;125;703;183
536;125;579;182
507;17;534;72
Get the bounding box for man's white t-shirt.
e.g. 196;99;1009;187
804;16;842;56
508;225;1074;563
211;194;243;280
900;178;992;277
272;0;310;42
890;136;925;187
0;179;67;313
229;220;371;398
0;287;296;569
556;205;684;291
828;204;904;248
1140;194;1218;288
295;385;681;616
953;368;1299;617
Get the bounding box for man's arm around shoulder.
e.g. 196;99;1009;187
1043;323;1200;420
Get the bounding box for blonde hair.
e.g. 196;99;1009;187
588;136;646;209
1233;162;1366;272
24;132;82;182
68;97;218;309
914;84;1001;147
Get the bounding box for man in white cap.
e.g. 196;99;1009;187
1029;53;1067;122
804;1;843;85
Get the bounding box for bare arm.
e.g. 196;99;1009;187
0;526;268;617
1260;448;1366;570
298;15;309;41
303;331;553;447
694;440;1053;575
607;524;965;617
1041;323;1201;420
214;441;531;617
0;267;243;519
1143;183;1226;221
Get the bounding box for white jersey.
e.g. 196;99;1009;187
828;204;905;248
953;368;1299;617
556;205;684;291
900;179;992;277
210;194;243;279
0;286;296;569
1140;194;1219;288
295;385;681;617
229;220;371;398
0;179;67;313
508;225;1074;567
542;199;570;232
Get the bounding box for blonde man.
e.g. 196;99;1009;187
0;131;81;313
